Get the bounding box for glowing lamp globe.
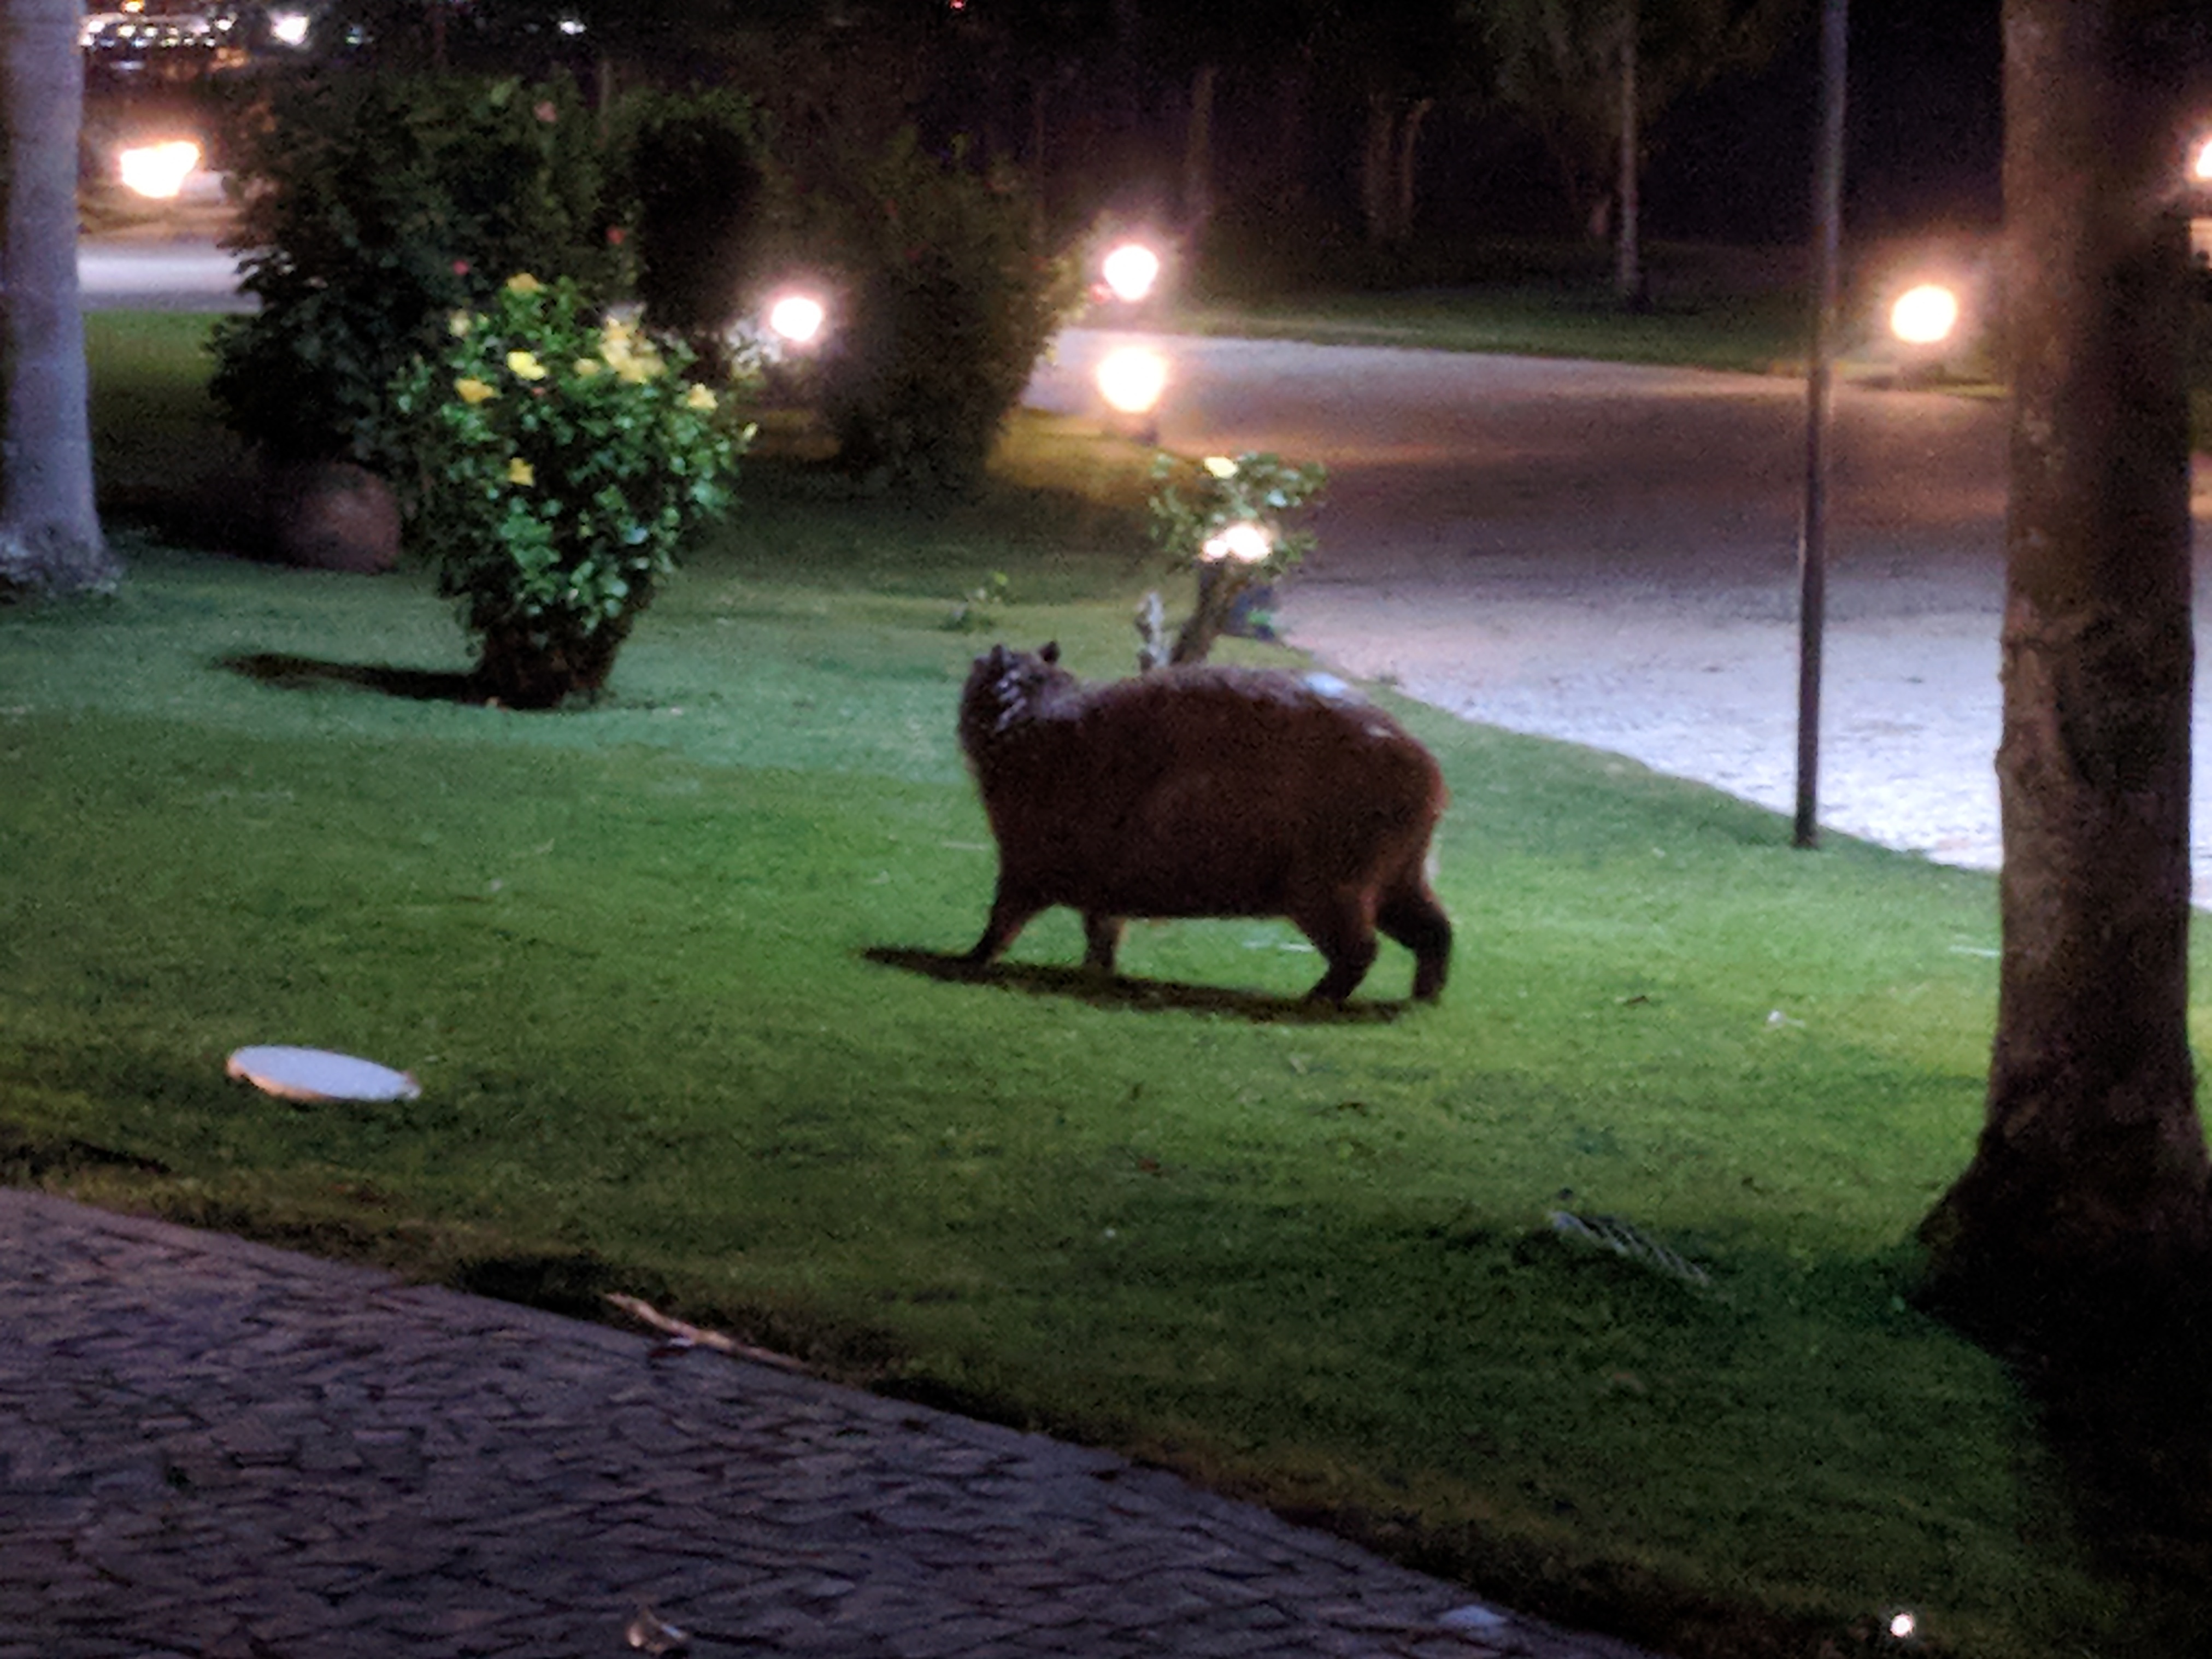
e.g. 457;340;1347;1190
1101;242;1162;304
767;293;826;346
1890;284;1960;347
2195;135;2212;182
1096;346;1168;415
1202;521;1272;564
118;140;202;201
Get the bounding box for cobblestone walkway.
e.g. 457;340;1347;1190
1;1189;1666;1659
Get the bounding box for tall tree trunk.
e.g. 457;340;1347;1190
1268;61;1310;215
1;0;114;596
1181;61;1216;234
1918;0;2209;1343
1360;93;1428;250
1360;92;1395;246
1391;97;1433;248
1613;0;1645;307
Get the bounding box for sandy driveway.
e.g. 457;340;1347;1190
1032;331;2212;897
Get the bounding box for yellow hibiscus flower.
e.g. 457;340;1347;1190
1203;456;1239;479
506;350;549;381
505;273;544;295
683;383;716;411
448;310;474;338
455;376;497;404
572;357;604;378
506;457;535;487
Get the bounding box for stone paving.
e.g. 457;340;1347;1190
2;1189;1666;1659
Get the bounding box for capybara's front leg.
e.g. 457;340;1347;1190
1082;913;1125;973
968;879;1042;965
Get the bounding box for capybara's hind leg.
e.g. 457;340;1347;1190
1082;913;1124;972
968;880;1042;965
1294;889;1379;1003
1378;883;1452;1002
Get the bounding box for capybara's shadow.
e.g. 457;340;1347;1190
864;946;1409;1023
220;652;480;704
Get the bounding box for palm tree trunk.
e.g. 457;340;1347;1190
1918;0;2210;1345
1;0;114;595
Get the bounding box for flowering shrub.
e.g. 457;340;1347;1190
212;73;621;469
1146;451;1328;666
389;274;750;707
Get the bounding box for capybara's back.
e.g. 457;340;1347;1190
960;643;1451;1002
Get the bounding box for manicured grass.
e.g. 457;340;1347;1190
5;314;2199;1658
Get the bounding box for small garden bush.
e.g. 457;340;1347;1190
386;273;749;707
603;87;767;371
786;127;1081;495
211;72;620;468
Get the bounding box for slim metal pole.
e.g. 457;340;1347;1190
1796;0;1848;850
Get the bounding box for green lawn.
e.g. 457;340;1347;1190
3;313;2202;1657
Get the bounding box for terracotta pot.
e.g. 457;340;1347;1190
265;461;401;574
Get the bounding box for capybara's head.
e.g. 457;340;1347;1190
959;642;1074;763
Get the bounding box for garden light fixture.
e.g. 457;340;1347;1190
1888;283;1960;346
1100;241;1162;305
1096;346;1168;416
1201;521;1272;565
766;293;827;348
117;139;202;201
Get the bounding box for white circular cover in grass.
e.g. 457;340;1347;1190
226;1046;421;1103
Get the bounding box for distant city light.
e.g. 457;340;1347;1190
766;293;827;346
1100;242;1162;304
1890;284;1960;346
268;8;311;46
1888;1610;1917;1642
1095;346;1168;415
117;140;202;200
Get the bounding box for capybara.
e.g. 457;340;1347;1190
958;642;1451;1002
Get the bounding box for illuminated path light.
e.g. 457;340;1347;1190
2195;134;2212;181
766;293;826;346
1201;521;1272;564
117;140;201;201
1101;241;1162;304
1096;345;1168;415
1889;283;1960;347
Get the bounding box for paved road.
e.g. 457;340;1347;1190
2;1189;1660;1659
78;234;250;314
1032;330;2212;892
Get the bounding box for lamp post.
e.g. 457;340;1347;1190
1796;0;1848;850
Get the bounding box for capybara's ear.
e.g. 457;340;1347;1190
978;644;1008;672
1040;641;1060;665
